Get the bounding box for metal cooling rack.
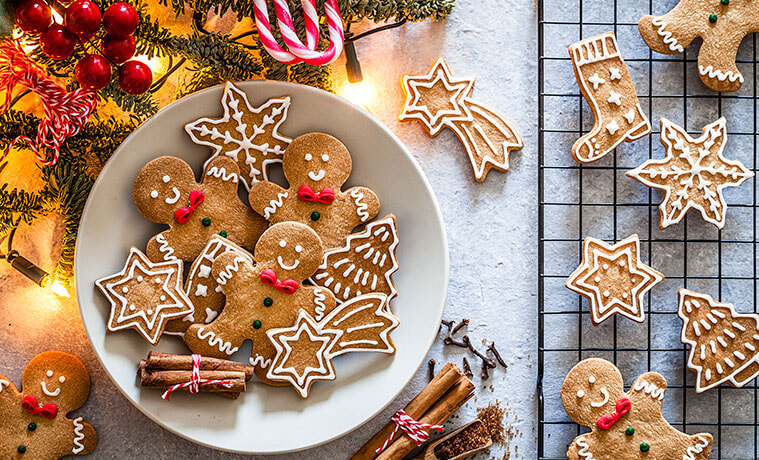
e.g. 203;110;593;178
538;0;759;459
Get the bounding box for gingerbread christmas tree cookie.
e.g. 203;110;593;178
562;358;712;460
627;118;753;230
565;234;663;325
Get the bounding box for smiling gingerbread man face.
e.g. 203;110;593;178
561;358;624;428
22;351;90;411
282;133;352;190
254;221;323;280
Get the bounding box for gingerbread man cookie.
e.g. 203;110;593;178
0;351;97;459
184;222;337;384
639;2;757;91
133;155;267;263
562;358;712;460
248;133;380;250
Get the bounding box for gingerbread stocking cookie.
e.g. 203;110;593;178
569;32;651;163
562;358;712;460
133;155;267;263
184;222;337;385
0;352;97;459
248;133;380;250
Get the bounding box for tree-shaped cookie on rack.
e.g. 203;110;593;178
627;118;753;230
678;289;759;393
184;81;293;191
562;358;712;460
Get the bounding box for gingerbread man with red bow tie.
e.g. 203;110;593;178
184;222;337;385
0;351;97;459
248;133;380;250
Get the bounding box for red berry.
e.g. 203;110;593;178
76;54;111;90
65;0;101;36
101;34;135;64
117;60;152;95
15;0;52;34
103;2;138;39
40;24;77;60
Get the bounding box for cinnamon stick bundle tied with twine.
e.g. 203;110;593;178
351;362;475;460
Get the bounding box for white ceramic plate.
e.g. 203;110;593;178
75;81;448;454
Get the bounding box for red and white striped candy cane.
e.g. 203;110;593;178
161;354;233;401
253;0;344;66
375;410;444;454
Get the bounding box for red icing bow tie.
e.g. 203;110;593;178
298;185;335;204
596;397;631;430
22;395;58;419
174;190;205;224
260;268;299;294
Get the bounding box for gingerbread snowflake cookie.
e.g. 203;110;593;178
0;351;97;458
565;234;663;325
569;32;651;163
639;2;755;91
627;118;753;230
562;358;712;460
133;155;267;263
248;132;380;249
185;81;292;190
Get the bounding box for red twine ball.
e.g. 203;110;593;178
65;0;101;36
117;60;151;95
15;0;53;34
75;54;111;90
101;34;135;64
103;2;139;39
40;24;77;60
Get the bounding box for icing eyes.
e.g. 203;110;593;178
589;376;596;384
46;370;53;377
162;175;171;183
59;376;65;383
577;390;585;398
295;245;303;253
150;190;158;199
321;154;329;162
279;240;287;247
305;153;313;161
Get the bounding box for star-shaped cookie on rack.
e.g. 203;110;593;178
266;310;342;398
96;247;194;345
565;234;664;325
185;81;293;191
627;117;754;229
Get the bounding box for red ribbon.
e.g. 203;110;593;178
22;395;58;419
174;190;205;224
298;185;335;204
596;397;631;430
260;268;299;294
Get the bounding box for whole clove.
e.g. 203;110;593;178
462;357;473;378
428;359;436;381
481;359;490;380
451;318;469;335
444;336;468;348
463;336;496;368
487;342;508;368
441;319;454;331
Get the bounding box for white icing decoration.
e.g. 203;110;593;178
321;154;329;161
609;67;622;81
155;234;177;261
314;288;327;322
319;293;398;358
295;245;303;253
623;109;636;124
699;65;744;83
577;390;585;398
165;187;181;204
607;91;622;106
41;381;60;397
683;435;711;460
197;327;238;355
59;376;65;383
216;256;247;286
651;16;684;52
72;417;86;454
588;72;605;90
162;175;171;183
150;190;158;198
350;189;370;222
576;436;597;460
205;308;218;323
249;354;272;368
605;120;619;135
305;153;313;161
263;191;288;219
277;255;300;270
0;378;9;393
198;265;212;278
633;378;665;400
195;284;208;297
206;165;239;183
308;169;326;181
46;370;53;377
589;387;609;407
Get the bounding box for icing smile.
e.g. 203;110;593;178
277;255;300;270
308;170;326;181
165;187;181;204
40;381;60;397
590;387;610;408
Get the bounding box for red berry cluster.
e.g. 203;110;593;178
15;0;152;94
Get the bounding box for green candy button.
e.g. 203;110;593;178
721;0;729;4
27;422;36;431
219;230;228;237
18;446;26;454
201;217;211;227
264;297;273;307
253;320;262;329
625;427;634;436
310;211;320;221
709;13;718;22
640;443;650;452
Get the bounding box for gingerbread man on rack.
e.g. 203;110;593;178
248;133;380;250
133;155;267;263
0;351;97;459
562;358;712;460
184;222;337;384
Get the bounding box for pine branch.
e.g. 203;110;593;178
170;32;263;80
175;67;227;98
340;0;456;22
0;184;44;225
134;11;177;59
99;80;160;121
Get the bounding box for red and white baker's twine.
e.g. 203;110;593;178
375;410;444;455
161;354;233;401
0;39;98;166
253;0;344;65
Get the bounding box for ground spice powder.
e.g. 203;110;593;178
433;421;491;459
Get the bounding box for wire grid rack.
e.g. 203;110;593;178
538;0;759;459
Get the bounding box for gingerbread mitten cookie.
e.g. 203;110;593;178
184;222;337;385
0;351;97;459
248;133;380;250
562;358;712;460
133;155;267;262
569;32;651;163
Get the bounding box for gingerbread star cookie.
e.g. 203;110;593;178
400;57;524;182
562;358;712;460
96;247;194;345
627;117;753;230
185;81;292;190
678;289;759;393
565;234;663;325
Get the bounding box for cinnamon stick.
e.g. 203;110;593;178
142;351;255;381
139;367;247;393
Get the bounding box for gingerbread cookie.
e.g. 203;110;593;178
185;81;292;190
248;132;380;249
0;351;97;458
183;222;337;384
399;57;524;182
627;118;753;230
679;289;759;393
639;2;756;91
568;32;651;163
565;234;663;325
310;214;399;303
96;247;194;345
133;155;267;263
